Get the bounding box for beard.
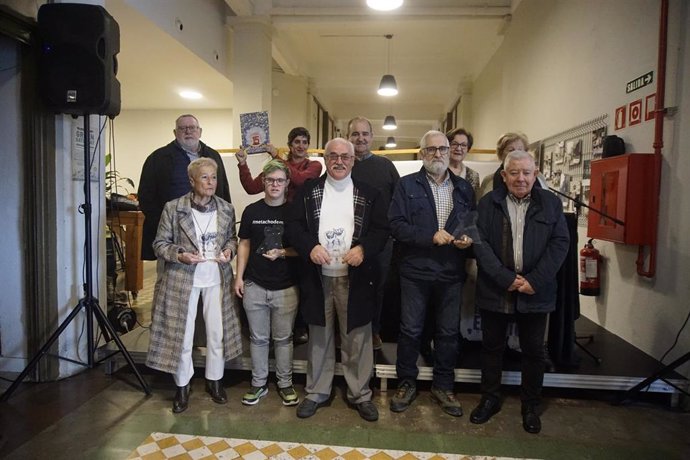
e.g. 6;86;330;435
423;158;448;176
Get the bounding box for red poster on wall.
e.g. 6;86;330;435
629;99;642;126
645;93;656;121
615;105;626;130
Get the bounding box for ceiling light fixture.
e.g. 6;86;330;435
367;0;403;12
382;115;397;130
179;90;202;100
385;136;397;148
377;34;398;96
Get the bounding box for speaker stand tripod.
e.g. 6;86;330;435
575;334;602;364
1;115;150;402
616;350;690;404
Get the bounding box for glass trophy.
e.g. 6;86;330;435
451;210;480;244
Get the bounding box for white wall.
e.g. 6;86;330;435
472;0;690;375
123;0;230;77
271;71;309;147
110;109;234;195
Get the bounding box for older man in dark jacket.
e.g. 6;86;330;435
285;138;388;422
470;150;569;434
388;130;475;417
138;114;231;260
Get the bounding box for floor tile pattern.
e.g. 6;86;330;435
127;432;524;460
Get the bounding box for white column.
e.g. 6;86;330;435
231;19;273;147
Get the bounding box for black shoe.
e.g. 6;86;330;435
390;380;417;413
522;406;542;434
470;397;501;424
352;400;379;422
205;379;227;404
296;399;327;418
173;384;191;413
294;330;309;345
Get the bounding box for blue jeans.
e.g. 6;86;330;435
243;281;299;388
396;276;462;390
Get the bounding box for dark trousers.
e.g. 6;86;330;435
396;276;461;390
372;237;393;335
480;309;547;407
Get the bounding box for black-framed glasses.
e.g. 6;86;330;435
177;125;199;132
450;142;469;150
326;153;353;163
422;146;450;156
264;177;287;185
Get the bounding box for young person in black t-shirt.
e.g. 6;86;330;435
234;160;300;407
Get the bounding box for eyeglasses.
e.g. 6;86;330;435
450;142;469;150
176;125;199;132
264;177;287;185
326;153;353;163
421;146;450;156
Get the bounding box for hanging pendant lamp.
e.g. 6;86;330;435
382;115;397;130
377;35;398;96
385;136;397;148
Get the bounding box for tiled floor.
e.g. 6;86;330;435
2;262;689;459
127;432;519;459
1;368;689;460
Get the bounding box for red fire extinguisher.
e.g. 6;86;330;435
580;239;601;296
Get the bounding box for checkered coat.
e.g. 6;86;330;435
146;194;243;374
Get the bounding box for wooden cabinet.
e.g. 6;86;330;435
587;154;654;244
106;210;144;294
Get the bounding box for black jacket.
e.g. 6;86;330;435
388;167;475;282
138;141;231;260
285;176;389;332
474;186;569;313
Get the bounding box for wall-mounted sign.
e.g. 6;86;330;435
645;93;656;121
629;99;642;126
626;71;653;94
615;105;626;130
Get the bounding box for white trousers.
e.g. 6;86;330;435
174;284;225;386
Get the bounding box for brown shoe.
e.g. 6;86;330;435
430;387;463;417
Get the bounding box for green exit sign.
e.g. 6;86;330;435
626;71;653;94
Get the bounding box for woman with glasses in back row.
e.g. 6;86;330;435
446;127;480;199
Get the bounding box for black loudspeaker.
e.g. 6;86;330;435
38;3;121;117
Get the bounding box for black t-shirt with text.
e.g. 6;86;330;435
238;199;296;290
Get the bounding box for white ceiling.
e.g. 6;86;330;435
107;0;513;145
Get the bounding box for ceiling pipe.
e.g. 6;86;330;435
636;0;668;278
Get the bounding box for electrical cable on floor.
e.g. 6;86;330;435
659;307;690;363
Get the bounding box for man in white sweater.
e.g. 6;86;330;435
286;138;389;422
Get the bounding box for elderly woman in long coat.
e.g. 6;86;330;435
146;157;243;413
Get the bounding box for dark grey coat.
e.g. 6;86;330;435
474;187;569;314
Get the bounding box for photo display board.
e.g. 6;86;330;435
536;114;608;227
